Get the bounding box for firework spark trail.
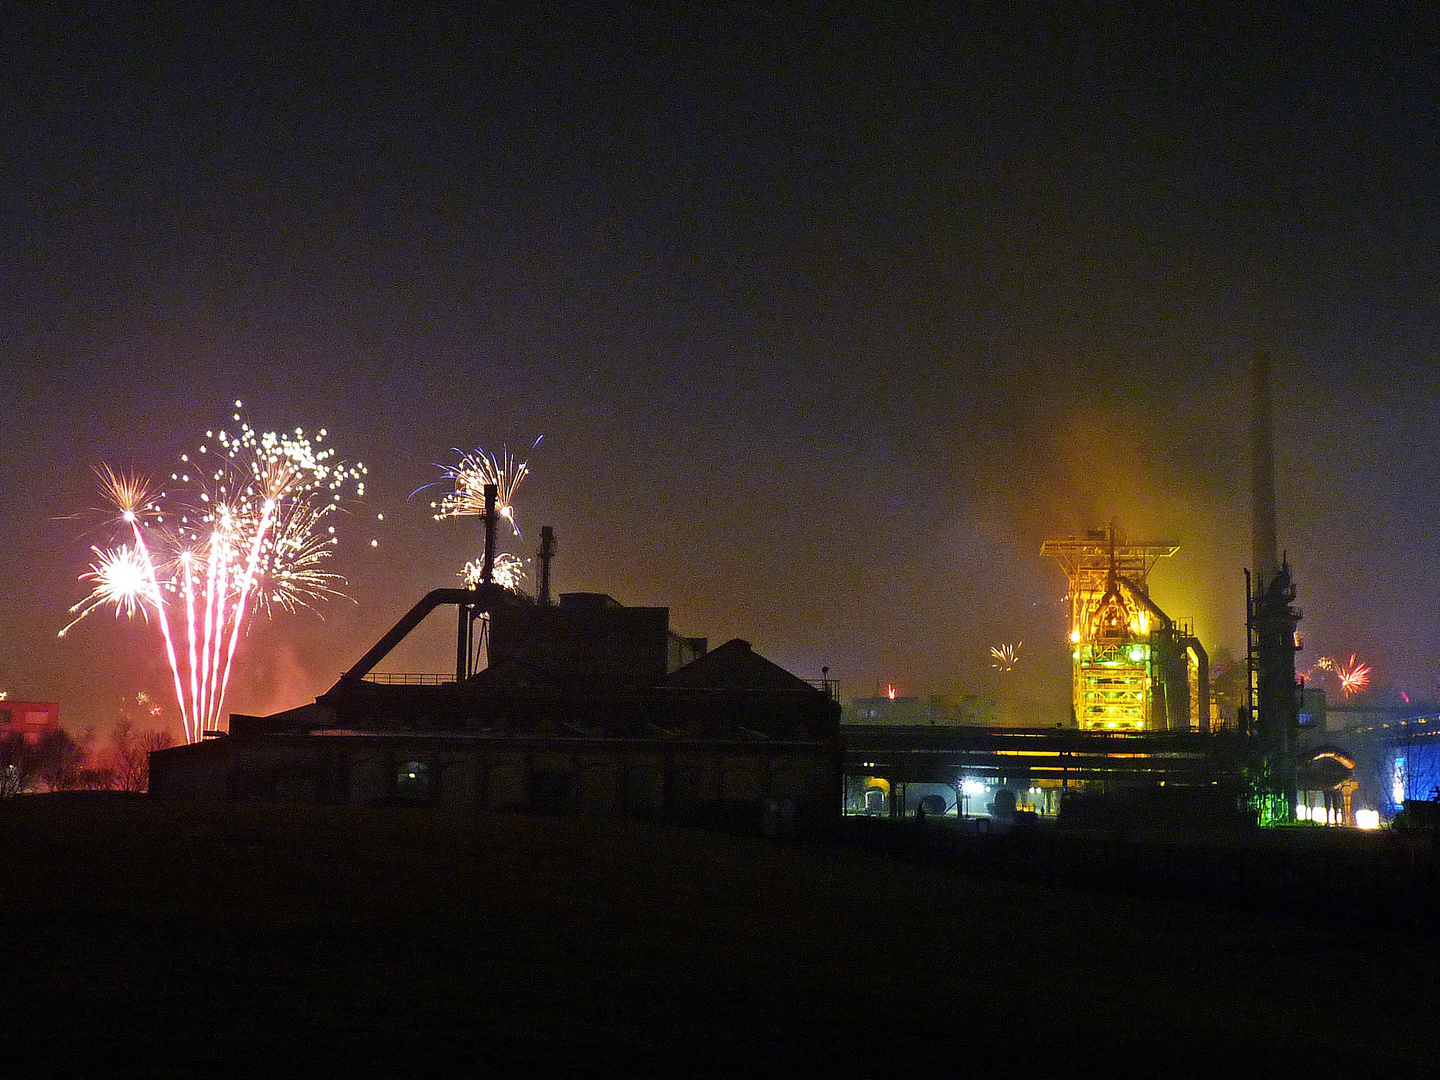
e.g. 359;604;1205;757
200;537;223;736
215;496;278;727
255;497;349;615
89;464;195;737
423;436;543;595
182;550;200;734
63;406;366;743
126;509;194;741
423;436;542;538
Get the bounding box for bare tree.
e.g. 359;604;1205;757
1;730;82;796
108;720;173;793
33;728;86;791
1390;719;1440;806
0;734;35;796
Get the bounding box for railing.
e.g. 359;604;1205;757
806;678;840;702
360;670;839;698
362;672;455;686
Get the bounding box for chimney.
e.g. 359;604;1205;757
537;525;556;606
1250;351;1278;588
480;482;497;586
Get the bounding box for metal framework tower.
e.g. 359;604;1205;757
1042;525;1198;732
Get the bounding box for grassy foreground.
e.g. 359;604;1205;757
1;798;1436;1076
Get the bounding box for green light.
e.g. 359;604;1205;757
1128;645;1146;662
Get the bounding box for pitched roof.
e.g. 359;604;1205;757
658;638;821;694
462;656;564;692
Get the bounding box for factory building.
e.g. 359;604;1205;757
151;580;842;830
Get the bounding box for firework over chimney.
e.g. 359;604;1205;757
1251;351;1278;587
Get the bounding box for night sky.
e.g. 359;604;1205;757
5;5;1440;733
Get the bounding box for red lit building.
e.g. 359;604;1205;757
0;701;61;744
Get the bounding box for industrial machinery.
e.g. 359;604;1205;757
1247;350;1302;817
1043;526;1208;733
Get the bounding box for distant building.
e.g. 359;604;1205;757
1311;707;1440;820
1288;690;1440;824
0;701;60;744
152;590;842;831
841;694;996;726
844;695;934;725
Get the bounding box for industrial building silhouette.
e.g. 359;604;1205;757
151;549;842;829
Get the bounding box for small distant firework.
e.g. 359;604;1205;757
1335;654;1371;697
1304;654;1371;698
990;642;1022;672
426;436;542;538
61;403;366;743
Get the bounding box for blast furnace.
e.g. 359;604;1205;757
1042;525;1209;733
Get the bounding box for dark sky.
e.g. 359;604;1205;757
4;4;1440;732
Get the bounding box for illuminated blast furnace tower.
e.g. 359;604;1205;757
1043;526;1208;733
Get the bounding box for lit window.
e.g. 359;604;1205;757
396;760;432;798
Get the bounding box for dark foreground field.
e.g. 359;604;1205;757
1;799;1436;1077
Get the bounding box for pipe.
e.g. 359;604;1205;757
329;583;518;692
456;594;471;682
1184;635;1210;733
333;588;475;685
1115;575;1174;632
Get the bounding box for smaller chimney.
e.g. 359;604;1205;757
480;483;498;586
537;525;556;606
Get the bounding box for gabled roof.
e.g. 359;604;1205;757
462;656;565;692
658;639;821;694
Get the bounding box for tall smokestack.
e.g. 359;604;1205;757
537;525;555;606
1250;351;1278;587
